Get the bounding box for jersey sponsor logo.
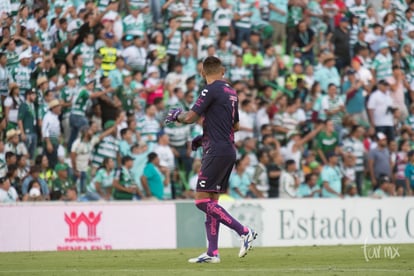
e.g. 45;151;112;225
201;89;208;96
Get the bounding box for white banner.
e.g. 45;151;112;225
0;202;176;252
218;198;414;247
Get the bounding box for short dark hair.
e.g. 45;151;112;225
120;128;129;137
147;152;158;163
202;56;223;76
285;159;296;168
5;152;15;160
305;173;315;183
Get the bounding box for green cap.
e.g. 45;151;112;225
130;5;139;10
104;120;115;129
309;161;320;170
55;163;68;172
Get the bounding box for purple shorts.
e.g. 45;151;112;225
196;153;236;193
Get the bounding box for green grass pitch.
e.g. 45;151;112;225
0;245;413;275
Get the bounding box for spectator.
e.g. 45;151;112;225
321;83;345;140
251;150;270;198
371;41;393;82
367;79;396;141
386;65;411;121
297;173;321;198
316;120;339;164
68;78;108;151
137;104;161;143
372;175;394;198
0;176;18;202
113;155;144;200
36;154;56;188
141;152;170;200
4;129;28;158
9;51;32;96
314;52;340;93
321;152;343;198
267;150;283;198
0;52;9;99
42;99;61;169
269;0;288;46
343;125;366;195
405;150;414;196
51;163;73;200
342;69;366;124
394;139;410;192
279;159;299;198
229;154;253;199
345;183;359;198
235;99;255;143
368;132;392;190
293;20;316;65
17;89;37;159
91;120;121;173
4;83;22;130
331;17;350;71
85;157;115;201
23;179;45;201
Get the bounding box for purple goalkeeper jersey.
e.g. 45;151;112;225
191;80;239;156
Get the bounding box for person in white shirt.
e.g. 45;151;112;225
41;99;62;169
235;98;255;144
153;132;175;172
279;159;299;198
367;79;396;141
122;35;147;73
0;177;18;203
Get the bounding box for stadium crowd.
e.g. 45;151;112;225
0;0;414;202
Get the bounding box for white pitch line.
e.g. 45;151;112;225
0;268;410;273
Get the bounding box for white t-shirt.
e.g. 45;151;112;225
279;171;297;198
71;136;100;171
153;144;175;171
0;186;18;203
356;67;373;87
235;109;254;143
367;89;394;127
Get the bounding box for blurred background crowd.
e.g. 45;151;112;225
0;0;413;202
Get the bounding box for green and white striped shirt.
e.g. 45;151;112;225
0;65;9;95
321;95;345;126
164;124;191;147
60;86;78;117
123;14;146;37
213;7;233;32
92;135;119;167
348;4;366;22
10;64;32;94
71;88;90;116
235;2;253;29
229;66;253;82
343;137;365;172
165;28;182;56
137;115;161;143
71;42;95;70
36;29;53;51
5;50;19;69
372;53;392;80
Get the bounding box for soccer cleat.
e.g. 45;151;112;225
188;252;221;264
238;228;258;258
